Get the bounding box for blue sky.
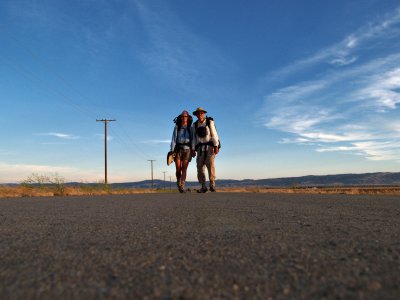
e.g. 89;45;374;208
1;0;400;183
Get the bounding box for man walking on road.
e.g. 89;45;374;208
191;107;220;193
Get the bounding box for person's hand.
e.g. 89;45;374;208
191;150;196;157
214;146;219;155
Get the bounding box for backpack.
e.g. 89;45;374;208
173;114;193;130
194;116;221;150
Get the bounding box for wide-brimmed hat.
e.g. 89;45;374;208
193;107;207;115
167;151;176;166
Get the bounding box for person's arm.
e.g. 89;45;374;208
209;120;219;144
190;125;197;157
170;126;177;152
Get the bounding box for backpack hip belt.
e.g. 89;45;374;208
195;141;214;154
175;142;191;152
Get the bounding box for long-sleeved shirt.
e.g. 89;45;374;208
170;125;192;151
191;119;219;151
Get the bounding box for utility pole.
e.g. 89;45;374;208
96;119;116;185
162;171;167;190
147;160;156;189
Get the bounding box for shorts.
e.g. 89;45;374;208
175;148;192;162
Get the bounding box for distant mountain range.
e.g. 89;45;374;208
107;172;400;189
2;172;399;188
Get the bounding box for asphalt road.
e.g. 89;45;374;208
1;193;399;299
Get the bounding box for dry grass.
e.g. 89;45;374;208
218;186;400;195
0;185;160;198
1;185;400;198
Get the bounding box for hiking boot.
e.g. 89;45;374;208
179;182;187;193
197;187;208;193
177;181;183;193
209;186;216;192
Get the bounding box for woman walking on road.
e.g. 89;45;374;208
169;110;193;193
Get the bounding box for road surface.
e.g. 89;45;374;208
1;193;399;299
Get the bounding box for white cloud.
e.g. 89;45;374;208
352;141;400;161
139;140;170;144
345;35;358;48
330;55;358;66
279;137;313;144
265;6;400;80
353;67;400;111
266;80;328;105
36;132;80;139
0;162;103;183
316;146;359;153
261;7;400;162
0;162;76;183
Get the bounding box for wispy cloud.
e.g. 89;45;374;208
352;67;400;111
265;6;400;81
0;162;104;183
138;139;170;144
133;0;232;90
36;132;80;140
261;6;400;162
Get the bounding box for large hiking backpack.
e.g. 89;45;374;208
194;117;221;150
173;114;193;130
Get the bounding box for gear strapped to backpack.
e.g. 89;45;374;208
194;117;221;150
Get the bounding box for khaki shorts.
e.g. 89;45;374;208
175;148;192;162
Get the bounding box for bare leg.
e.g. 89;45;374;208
181;160;189;183
175;159;182;181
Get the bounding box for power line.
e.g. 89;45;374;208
109;123;149;160
0;29;99;118
0;30;169;182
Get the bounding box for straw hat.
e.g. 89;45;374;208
192;107;207;116
167;151;175;166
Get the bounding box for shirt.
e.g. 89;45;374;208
170;125;191;151
191;119;219;151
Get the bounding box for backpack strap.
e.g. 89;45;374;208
206;117;221;149
206;117;212;128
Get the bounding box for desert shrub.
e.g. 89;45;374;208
21;173;65;196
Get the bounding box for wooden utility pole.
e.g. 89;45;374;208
96;119;116;184
162;171;167;190
148;160;156;189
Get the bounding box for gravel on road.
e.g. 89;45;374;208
1;193;399;299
